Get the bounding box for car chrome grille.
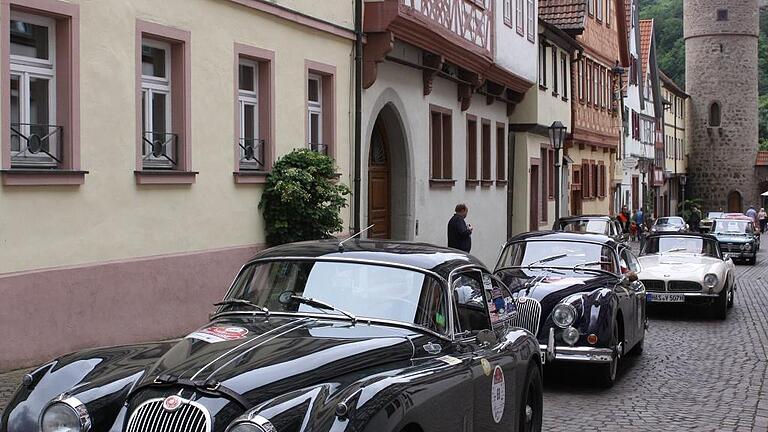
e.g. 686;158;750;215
668;281;702;292
641;280;665;292
126;397;211;432
508;297;541;336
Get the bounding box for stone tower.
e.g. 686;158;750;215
684;0;760;212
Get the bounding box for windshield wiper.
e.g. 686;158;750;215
290;295;357;324
572;261;614;275
662;247;687;254
526;253;568;268
214;299;269;316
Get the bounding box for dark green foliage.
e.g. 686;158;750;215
641;1;768;143
259;149;350;246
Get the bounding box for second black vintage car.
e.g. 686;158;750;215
1;240;543;432
493;232;646;387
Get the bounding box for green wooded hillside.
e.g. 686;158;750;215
638;0;768;147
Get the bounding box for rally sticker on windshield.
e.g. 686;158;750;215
491;366;505;423
187;325;249;343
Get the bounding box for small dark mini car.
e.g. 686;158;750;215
1;240;544;432
493;232;646;387
552;215;629;244
711;218;759;264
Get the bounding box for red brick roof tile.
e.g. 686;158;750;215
539;0;587;31
756;151;768;166
639;19;653;80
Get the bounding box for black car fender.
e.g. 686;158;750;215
551;287;618;349
1;341;174;432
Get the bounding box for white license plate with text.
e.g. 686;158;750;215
646;293;685;303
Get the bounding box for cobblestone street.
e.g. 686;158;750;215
2;246;768;431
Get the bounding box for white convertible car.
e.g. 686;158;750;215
637;233;736;319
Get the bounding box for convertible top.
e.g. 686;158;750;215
645;231;719;241
505;230;618;248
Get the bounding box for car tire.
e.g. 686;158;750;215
749;257;757;265
518;362;543;432
597;321;619;388
727;285;735;309
712;286;728;320
629;337;644;356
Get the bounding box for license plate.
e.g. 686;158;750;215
646;293;685;303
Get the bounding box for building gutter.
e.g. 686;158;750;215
353;0;363;234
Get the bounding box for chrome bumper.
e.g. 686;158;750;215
646;291;720;298
538;344;613;363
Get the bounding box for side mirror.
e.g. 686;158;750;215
723;253;731;261
476;329;498;347
627;271;639;282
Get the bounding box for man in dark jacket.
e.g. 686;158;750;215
448;203;473;252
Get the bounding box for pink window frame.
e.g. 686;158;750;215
233;43;275;184
305;60;336;159
135;19;195;185
1;0;84;186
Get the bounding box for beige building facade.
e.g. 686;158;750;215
660;71;688;215
0;0;354;369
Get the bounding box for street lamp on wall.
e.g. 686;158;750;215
549;121;567;221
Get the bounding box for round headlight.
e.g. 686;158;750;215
562;326;580;345
552;304;577;328
704;274;718;288
228;423;265;432
41;400;88;432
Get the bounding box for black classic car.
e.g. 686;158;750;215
1;240;544;432
649;216;688;233
552;215;629;244
493;232;646;387
711;218;759;264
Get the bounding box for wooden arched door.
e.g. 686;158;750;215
727;191;742;213
368;120;391;239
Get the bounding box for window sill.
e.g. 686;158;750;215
134;170;198;185
429;179;456;188
495;180;508;186
539;85;548;91
562;96;569;102
1;169;88;186
466;179;480;187
480;180;494;188
233;171;269;184
552;91;559;98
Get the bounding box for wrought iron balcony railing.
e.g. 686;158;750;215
309;143;328;155
239;138;265;171
10;123;62;167
142;132;178;169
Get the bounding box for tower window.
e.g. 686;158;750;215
717;9;728;21
709;102;721;127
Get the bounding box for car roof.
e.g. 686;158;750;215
505;230;618;247
248;239;487;279
645;232;719;241
720;214;752;220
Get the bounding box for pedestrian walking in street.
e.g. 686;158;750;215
447;203;473;253
617;206;630;233
746;205;758;225
758;208;767;233
690;207;702;232
636;207;645;228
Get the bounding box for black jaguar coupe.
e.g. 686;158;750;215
2;240;543;432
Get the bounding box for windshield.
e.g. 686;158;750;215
497;241;618;273
642;236;719;258
655;217;684;226
224;260;448;334
558;219;609;235
707;212;724;219
712;219;752;234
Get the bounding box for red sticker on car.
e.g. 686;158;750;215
186;325;249;343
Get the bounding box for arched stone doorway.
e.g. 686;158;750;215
727;190;743;213
367;103;409;240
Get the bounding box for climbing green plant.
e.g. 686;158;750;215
259;149;350;246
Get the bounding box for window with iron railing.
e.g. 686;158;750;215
9;11;59;168
238;58;264;170
141;38;174;169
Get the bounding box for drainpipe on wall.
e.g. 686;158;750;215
353;0;363;234
507;129;516;239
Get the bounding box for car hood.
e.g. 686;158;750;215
638;254;717;278
137;315;418;403
496;268;617;314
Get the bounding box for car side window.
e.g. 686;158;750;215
452;271;492;333
626;251;640;272
618;248;630;273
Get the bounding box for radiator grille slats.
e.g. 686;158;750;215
642;280;665;292
508;297;542;336
126;397;211;432
669;281;702;292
